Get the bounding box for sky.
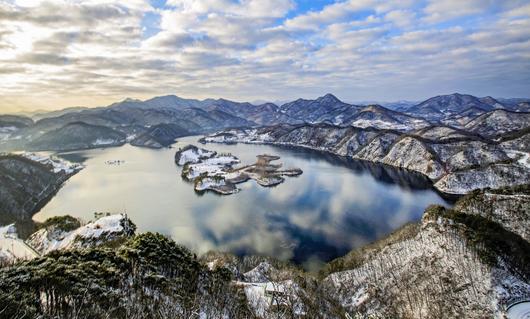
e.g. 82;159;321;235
0;0;529;112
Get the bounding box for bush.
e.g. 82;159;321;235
39;215;81;232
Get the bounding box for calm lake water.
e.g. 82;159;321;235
34;136;451;270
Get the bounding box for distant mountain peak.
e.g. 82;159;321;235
316;93;341;104
123;98;141;103
363;104;385;111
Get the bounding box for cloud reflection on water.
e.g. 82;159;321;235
35;137;451;268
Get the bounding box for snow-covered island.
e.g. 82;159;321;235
175;144;302;195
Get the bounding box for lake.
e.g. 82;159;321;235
33;136;451;270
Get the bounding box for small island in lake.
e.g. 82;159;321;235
175;144;303;195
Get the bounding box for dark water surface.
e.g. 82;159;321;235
34;136;451;270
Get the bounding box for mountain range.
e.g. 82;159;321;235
1;92;528;151
0;92;528;194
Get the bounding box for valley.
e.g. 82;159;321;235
2;1;529;316
0;92;528;319
24;137;449;267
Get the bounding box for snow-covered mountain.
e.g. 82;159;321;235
201;122;528;194
321;186;530;318
27;122;127;151
463;109;530;138
339;104;430;130
405;93;498;121
279;93;357;123
0;92;528;156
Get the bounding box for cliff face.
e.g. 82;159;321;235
322;208;529;318
0;154;81;222
201;124;528;194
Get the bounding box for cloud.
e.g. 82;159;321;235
166;0;294;18
0;0;529;112
422;0;488;23
284;0;376;31
384;9;416;28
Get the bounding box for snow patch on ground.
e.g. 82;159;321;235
18;152;84;174
92;138;117;146
506;150;530;169
0;126;18;133
176;147;216;165
0;224;40;262
28;214;128;254
351;119;411;131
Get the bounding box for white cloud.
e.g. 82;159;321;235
384;9;416;28
0;0;529;112
284;0;376;31
166;0;294;18
422;0;489;23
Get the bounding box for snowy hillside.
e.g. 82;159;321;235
202;124;529;194
27;214;135;255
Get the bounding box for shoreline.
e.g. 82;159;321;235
200;137;465;201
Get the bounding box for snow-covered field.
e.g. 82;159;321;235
183;155;240;180
0;126;18;140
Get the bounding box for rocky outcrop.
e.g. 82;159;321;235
27;214;136;255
